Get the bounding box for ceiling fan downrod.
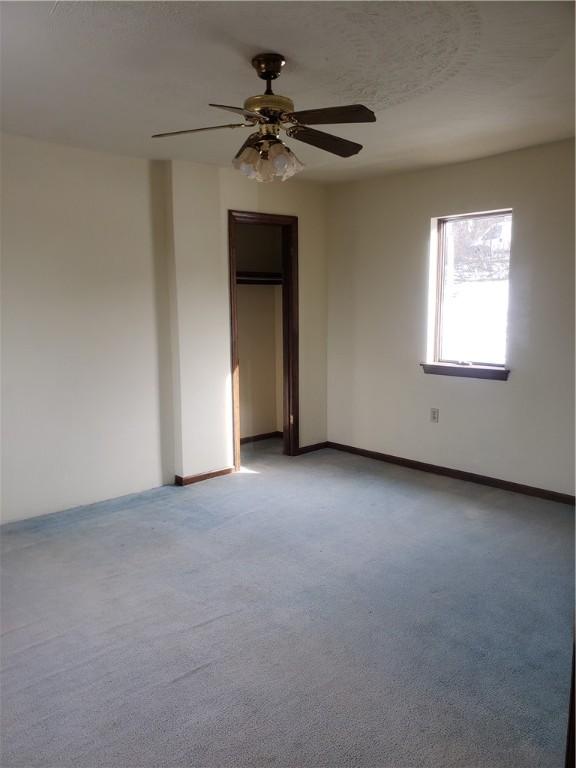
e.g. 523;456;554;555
251;52;286;95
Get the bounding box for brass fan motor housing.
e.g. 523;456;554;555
244;94;294;117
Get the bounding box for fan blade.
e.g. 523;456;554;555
285;104;375;125
209;103;262;120
152;123;246;138
286;125;362;157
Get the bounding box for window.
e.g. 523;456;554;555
423;210;512;380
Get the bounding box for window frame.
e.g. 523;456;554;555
422;209;512;381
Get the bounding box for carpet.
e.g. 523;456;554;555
1;439;573;767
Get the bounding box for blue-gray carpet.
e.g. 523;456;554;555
1;439;573;767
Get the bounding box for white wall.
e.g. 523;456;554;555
327;140;575;495
237;284;279;438
1;135;166;522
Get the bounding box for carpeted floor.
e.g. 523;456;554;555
1;438;573;768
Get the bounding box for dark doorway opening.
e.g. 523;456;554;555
228;210;299;470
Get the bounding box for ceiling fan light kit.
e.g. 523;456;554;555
233;135;304;183
152;52;376;182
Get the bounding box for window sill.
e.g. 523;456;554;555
420;362;510;380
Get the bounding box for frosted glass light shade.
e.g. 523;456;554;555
232;138;304;182
268;142;304;181
232;146;260;179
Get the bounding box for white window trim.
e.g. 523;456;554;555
423;209;512;381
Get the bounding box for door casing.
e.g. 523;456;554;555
228;210;299;469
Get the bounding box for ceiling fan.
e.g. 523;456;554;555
152;53;376;182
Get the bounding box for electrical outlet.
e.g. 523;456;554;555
430;408;440;423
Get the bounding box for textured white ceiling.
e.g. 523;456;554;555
1;1;574;182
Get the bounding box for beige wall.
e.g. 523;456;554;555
2;134;572;521
1;137;328;521
1;135;166;522
169;160;234;478
237;284;279;438
168;160;328;479
274;285;283;432
218;168;328;448
327;140;575;494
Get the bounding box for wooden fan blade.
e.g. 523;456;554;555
209;103;262;120
286;125;362;157
152;123;246;138
285;104;375;125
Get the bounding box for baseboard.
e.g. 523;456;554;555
240;431;282;444
173;442;574;505
325;442;575;506
175;467;235;486
297;441;329;455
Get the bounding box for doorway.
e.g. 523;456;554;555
228;210;299;470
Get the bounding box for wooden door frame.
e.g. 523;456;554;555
228;210;299;469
